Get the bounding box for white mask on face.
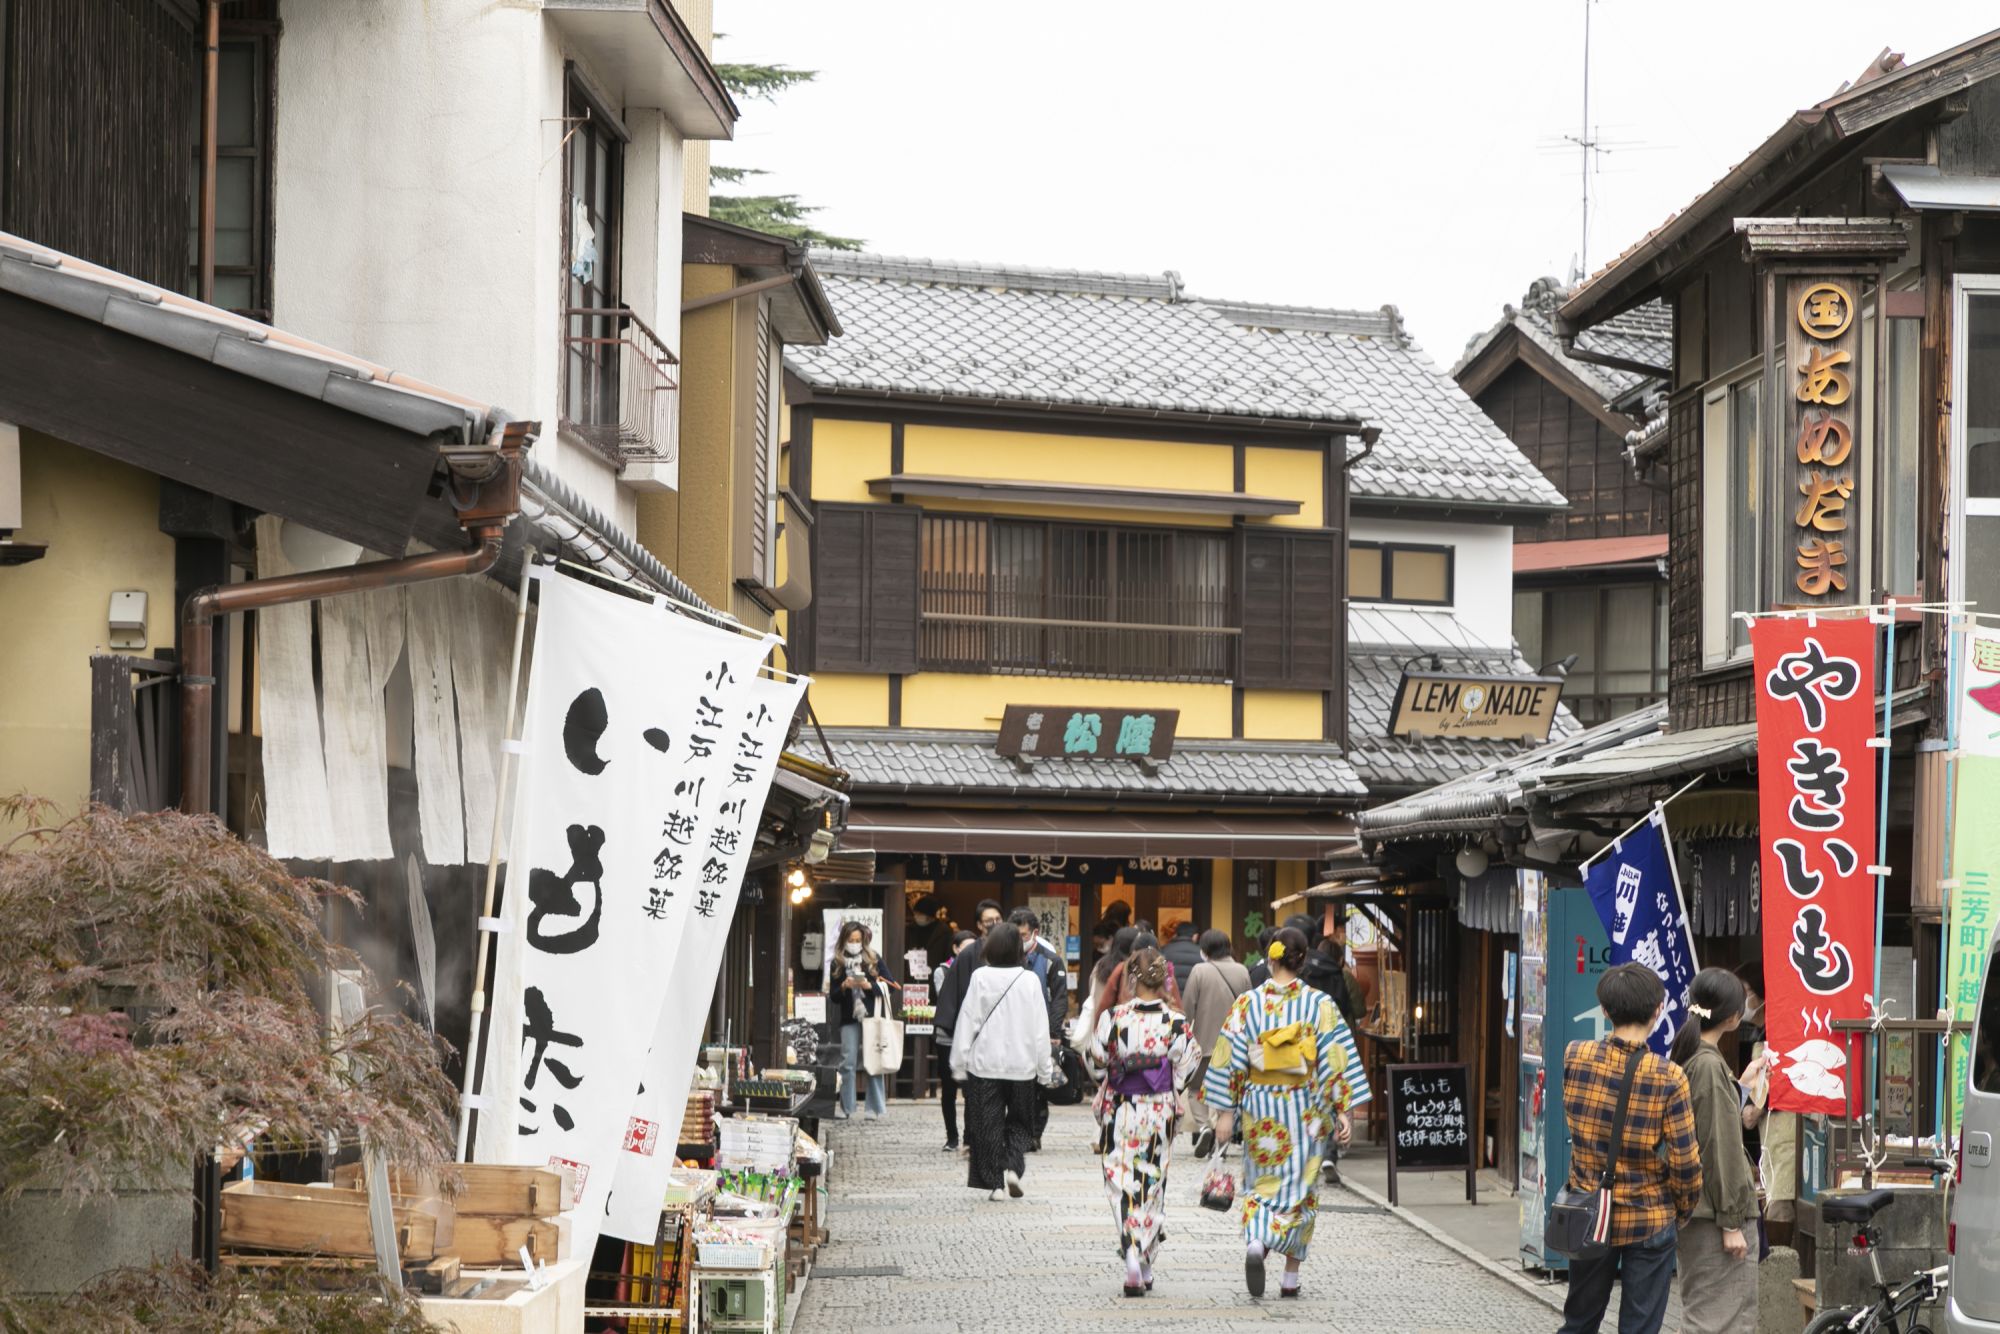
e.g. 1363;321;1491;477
844;942;864;957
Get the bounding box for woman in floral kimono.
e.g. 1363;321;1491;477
1203;926;1370;1300
1088;947;1201;1297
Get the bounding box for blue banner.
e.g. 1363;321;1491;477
1583;811;1697;1056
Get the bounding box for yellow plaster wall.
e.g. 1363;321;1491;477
810;418;893;503
1241;689;1325;741
1243;447;1324;527
1276;861;1308;897
637;262;735;605
902;425;1234;492
1210;857;1234;939
900;674;1232;737
0;434;177;815
806;673;891;727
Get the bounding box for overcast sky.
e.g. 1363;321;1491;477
713;2;1995;363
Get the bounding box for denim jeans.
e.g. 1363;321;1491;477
1558;1224;1678;1334
838;1022;887;1117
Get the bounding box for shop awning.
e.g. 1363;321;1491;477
839;807;1357;860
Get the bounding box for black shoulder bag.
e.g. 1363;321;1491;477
1545;1043;1646;1261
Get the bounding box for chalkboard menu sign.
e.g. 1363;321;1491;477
1385;1062;1477;1206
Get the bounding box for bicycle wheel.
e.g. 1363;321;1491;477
1803;1309;1875;1334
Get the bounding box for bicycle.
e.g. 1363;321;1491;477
1802;1158;1955;1334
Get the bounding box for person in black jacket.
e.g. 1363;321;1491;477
1010;908;1070;1151
931;901;1005;1051
1162;921;1204;997
910;894;957;974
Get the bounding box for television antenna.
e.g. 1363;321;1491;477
1565;0;1603;283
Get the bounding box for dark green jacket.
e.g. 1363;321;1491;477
1685;1042;1757;1229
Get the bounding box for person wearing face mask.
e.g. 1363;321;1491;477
1670;968;1758;1334
833;921;895;1120
910;894;955;974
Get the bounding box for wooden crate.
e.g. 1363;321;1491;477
219;1180;451;1260
332;1162;574;1217
451;1212;571;1267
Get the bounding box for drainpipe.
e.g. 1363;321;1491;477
1338;424;1382;474
681;272;798;315
178;425;530;817
198;0;219;304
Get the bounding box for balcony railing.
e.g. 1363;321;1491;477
562;305;680;468
919;610;1239;683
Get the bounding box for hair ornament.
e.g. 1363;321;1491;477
1688;1002;1713;1020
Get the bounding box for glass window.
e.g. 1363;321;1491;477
1703;371;1761;663
1963;293;2000;619
563;76;623;434
1349;545;1384;600
1391;548;1451;603
187;36;268;317
1976;947;2000;1095
1513;590;1543;665
1726;378;1759;656
1884;318;1922;596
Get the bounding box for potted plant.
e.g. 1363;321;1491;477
0;797;455;1318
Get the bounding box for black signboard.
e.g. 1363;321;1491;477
996;704;1178;761
1385;1062;1476;1206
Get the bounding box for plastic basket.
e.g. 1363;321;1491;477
697;1240;771;1269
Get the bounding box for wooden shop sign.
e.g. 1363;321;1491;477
996;704;1179;761
1390;672;1563;742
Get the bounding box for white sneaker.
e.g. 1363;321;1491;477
989;1187;1007;1202
1004;1169;1024;1199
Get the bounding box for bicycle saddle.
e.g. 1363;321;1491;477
1820;1189;1897;1224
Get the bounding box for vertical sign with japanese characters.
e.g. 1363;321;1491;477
1785;276;1862;604
475;571;777;1257
1752;616;1877;1115
602;670;807;1243
1947;633;2000;1131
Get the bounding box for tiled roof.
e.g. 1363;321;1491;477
1456;277;1670;407
1344;603;1581;793
788;252;1362;427
1210;299;1568;511
795;729;1367;803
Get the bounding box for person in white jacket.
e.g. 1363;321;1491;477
951;923;1059;1201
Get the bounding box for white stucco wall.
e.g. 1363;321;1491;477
1349;515;1516;649
271;0;689;535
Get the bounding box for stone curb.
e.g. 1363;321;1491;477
1333;1175;1567;1314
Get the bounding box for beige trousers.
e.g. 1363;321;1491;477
1675;1218;1758;1334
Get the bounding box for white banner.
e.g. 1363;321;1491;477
603;670;807;1242
475;570;775;1259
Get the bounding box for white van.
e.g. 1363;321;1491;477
1948;928;2000;1332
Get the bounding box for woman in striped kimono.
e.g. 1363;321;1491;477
1204;926;1370;1300
1088;947;1202;1297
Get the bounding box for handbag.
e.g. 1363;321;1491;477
1199;1142;1238;1212
1545;1043;1646;1261
1048;1046;1091;1106
860;982;904;1076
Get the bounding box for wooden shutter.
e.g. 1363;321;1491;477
1238;529;1341;689
808;503;921;673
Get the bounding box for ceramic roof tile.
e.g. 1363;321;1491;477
787;252;1362;426
1455;277;1672;407
796;728;1368;802
1209;300;1569;511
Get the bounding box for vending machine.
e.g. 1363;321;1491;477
1517;875;1611;1273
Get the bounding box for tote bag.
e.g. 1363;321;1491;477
860;983;904;1075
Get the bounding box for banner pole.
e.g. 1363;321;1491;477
1654;804;1699;973
1577;775;1704;876
1871;607;1895;1132
1937;620;1965;1143
456;557;537;1161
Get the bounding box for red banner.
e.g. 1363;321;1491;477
1752;616;1877;1116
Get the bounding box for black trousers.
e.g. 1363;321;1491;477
938;1053;961;1145
963;1074;1037;1190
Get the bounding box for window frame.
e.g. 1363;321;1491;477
914;511;1237;682
1347;540;1455;607
1701;359;1763;668
1951;274;2000;618
1514;579;1669;726
187;29;274;320
559;66;627;444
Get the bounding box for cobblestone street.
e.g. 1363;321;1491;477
796;1101;1558;1333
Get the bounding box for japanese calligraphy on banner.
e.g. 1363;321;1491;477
1946;633;2000;1131
604;668;807;1243
1751;616;1877;1115
475;570;778;1258
1785;275;1862;603
1583;811;1696;1056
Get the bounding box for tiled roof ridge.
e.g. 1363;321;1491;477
1195;297;1407;343
807;249;1183;302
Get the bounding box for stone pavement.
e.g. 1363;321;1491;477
794;1101;1560;1333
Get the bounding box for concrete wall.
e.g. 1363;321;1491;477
271;0;696;535
1349;514;1516;649
0;434;177;816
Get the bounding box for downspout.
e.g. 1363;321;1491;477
1338;424;1382;475
178;426;529;817
198;0;220;305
